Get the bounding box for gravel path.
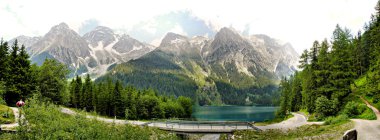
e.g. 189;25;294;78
200;134;220;140
1;107;22;130
60;107;146;125
352;97;380;140
256;112;322;130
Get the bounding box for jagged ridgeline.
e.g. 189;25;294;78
10;23;298;105
97;28;299;105
9;23;156;78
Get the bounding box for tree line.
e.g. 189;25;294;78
0;39;193;120
278;1;380;119
68;75;192;119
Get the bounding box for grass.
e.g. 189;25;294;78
0;104;14;124
298;109;320;122
357;107;377;120
224;121;354;140
324;114;350;125
11;96;179;140
352;73;380;113
255;114;294;126
62;106;151;122
362;95;380;113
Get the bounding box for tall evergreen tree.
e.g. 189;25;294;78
0;39;9;82
112;80;124;117
69;79;77;108
289;72;302;111
314;40;333;98
298;50;309;69
82;74;93;111
329;25;354;101
38;59;69;104
309;41;320;67
5;41;34;104
277;77;291;117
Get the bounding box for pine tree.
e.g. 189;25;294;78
5;41;34;104
75;76;83;108
309;41;320;67
69;79;77;108
314;40;333;98
38;59;69;104
0;39;9;82
277;77;290;117
106;78;114;116
82;74;93;111
329;25;354;101
289;72;302;111
18;45;34;98
298;50;309;69
112;80;124;117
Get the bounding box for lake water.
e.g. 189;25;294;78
192;106;278;122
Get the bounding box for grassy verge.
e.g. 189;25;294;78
0;105;14;124
255;114;294;126
298;109;320;122
363;96;380;114
10;96;179;140
63;107;116;119
224;121;354;140
357;105;377;120
63;107;151;122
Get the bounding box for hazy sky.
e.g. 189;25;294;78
0;0;378;54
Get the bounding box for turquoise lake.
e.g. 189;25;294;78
192;106;278;122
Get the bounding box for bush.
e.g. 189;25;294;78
343;101;376;120
343;101;365;117
373;94;380;103
324;114;349;125
315;96;338;118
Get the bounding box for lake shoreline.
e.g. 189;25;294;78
192;106;279;122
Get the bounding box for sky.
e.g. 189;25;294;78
0;0;378;54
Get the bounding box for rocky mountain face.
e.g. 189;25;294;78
11;23;156;77
99;27;299;105
11;23;298;105
9;35;42;50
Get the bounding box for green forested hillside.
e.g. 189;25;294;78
0;39;185;139
0;40;192;120
97;28;288;106
12;96;179;140
98;48;280;106
278;1;380;120
97;50;202;101
69;75;193;120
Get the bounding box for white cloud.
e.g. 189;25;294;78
0;0;378;54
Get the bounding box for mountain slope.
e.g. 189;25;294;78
98;27;298;105
99;33;219;104
11;23;155;77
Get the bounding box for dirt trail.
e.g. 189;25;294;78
256;112;323;131
352;97;380;140
60;107;146;125
1;107;22;130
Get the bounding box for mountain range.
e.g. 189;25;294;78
10;23;155;77
10;23;298;105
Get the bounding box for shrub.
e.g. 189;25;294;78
343;101;376;120
315;96;338;118
324;114;349;125
373;94;380;103
343;101;364;117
